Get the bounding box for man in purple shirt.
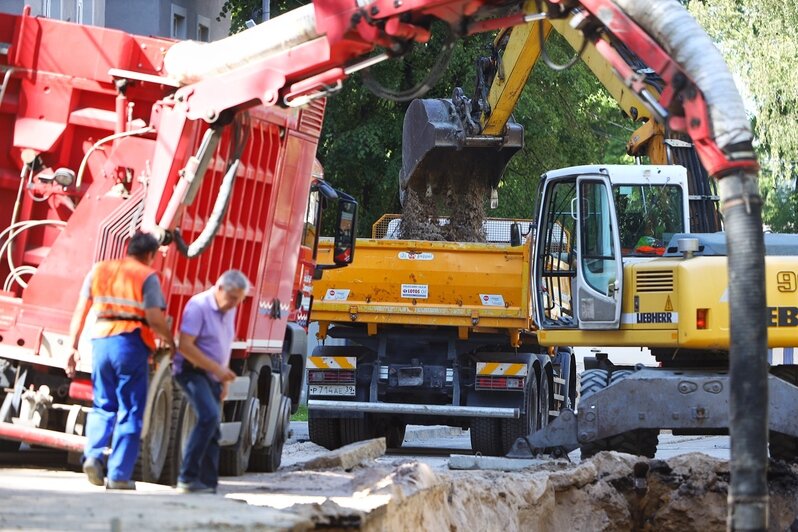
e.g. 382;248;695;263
173;270;249;494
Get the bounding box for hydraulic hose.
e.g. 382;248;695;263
610;1;767;529
173;158;240;258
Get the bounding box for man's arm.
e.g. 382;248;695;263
65;295;91;378
178;331;235;382
142;273;176;353
145;307;177;354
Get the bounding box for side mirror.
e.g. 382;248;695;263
510;223;522;247
333;194;357;266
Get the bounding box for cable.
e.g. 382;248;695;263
361;27;456;102
76;126;154;189
536;3;588;71
0;220;67;291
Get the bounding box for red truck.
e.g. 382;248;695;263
0;9;355;483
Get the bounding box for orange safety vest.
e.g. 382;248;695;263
90;257;158;351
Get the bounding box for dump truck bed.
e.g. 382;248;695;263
313;238;533;332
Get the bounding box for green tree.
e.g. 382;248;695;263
689;0;798;231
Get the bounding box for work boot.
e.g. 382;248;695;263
106;479;136;490
82;457;105;487
176;481;216;494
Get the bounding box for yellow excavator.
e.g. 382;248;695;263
400;17;722;234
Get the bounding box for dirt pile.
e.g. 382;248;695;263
400;172;488;243
353;452;798;531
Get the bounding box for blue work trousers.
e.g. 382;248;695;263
84;330;149;482
175;369;222;488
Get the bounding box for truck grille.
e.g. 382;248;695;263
308;369;355;385
635;270;674;292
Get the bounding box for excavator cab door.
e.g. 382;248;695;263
533;172;622;331
574;175;623;329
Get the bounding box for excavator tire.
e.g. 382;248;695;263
500;370;539;455
605;370;658;458
470;418;503;456
770;365;798;462
308;414;341;450
577;369;610;458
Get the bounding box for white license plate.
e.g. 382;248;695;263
309;385;355;396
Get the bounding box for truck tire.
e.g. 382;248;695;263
577;368;610;458
606;370;658;458
385;422;406;449
159;385;188;486
250;396;290;472
309;414;342;450
471;418;503;456
340;417;372;447
500;370;539;455
219;375;259;477
538;370;551;429
770;365;798;462
136;357;174;482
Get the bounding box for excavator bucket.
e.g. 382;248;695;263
399;98;524;204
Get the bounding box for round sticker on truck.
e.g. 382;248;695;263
324;289;350;301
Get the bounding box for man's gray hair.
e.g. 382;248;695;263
216;269;251;293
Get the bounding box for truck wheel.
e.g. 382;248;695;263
136;357;173;482
250;396;290;472
470;418;503;456
538;370;551;429
500;370;539;454
160;387;193;486
219;378;259;477
385;422;406;449
340;417;371;446
606;370;658;458
770;365;798;461
309;414;342;450
577;368;610;458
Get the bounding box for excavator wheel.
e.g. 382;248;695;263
499;369;539;455
470;418;503;456
308;413;342;450
606;370;658;458
577;369;610;458
770;365;798;462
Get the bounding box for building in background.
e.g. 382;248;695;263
0;0;231;41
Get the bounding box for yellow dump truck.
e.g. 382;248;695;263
309;225;573;455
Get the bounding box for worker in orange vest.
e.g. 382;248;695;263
65;232;176;490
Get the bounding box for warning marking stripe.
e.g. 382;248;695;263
476;362;528;376
307;356;356;369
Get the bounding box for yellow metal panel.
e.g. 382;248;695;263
314;237;532;331
484;20;553;135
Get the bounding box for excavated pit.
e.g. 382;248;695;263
286;452;798;531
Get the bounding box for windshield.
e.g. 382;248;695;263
614;184;684;256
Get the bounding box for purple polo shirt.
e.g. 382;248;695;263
173;289;237;380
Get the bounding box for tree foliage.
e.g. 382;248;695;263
689;0;798;231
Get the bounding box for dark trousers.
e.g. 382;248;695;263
175;369;222;487
84;330;149;482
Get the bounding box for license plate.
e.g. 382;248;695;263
309;385;355;396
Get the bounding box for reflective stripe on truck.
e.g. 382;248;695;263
307;356;357;369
